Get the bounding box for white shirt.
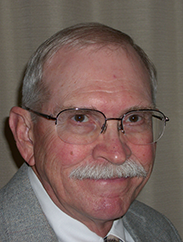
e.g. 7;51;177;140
28;167;134;242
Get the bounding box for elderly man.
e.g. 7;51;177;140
0;23;181;241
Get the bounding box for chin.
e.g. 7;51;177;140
88;196;132;221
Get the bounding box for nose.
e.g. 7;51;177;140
92;122;132;165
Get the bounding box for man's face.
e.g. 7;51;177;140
31;45;155;230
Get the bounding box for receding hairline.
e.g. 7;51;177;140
41;24;135;67
22;22;157;110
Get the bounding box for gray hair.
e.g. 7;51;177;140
22;22;157;110
69;159;147;180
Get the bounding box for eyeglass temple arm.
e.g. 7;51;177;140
152;114;169;123
25;107;56;121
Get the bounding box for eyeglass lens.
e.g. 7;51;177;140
55;109;166;145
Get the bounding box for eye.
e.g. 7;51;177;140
127;114;142;123
72;114;89;123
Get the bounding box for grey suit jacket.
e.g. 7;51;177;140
0;164;182;242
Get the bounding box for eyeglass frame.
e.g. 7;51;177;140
25;106;169;144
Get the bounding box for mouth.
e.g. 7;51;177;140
78;176;133;185
86;175;130;180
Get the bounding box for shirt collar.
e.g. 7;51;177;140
28;166;131;242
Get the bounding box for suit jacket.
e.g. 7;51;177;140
0;163;182;242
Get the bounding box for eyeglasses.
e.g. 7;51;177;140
25;107;169;145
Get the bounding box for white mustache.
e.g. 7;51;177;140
69;159;147;180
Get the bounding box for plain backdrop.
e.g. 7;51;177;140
0;0;183;238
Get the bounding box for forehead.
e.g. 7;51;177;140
42;44;152;112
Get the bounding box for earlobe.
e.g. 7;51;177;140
9;106;35;166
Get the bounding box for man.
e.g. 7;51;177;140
0;23;181;241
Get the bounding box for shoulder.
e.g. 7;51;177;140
0;164;30;240
127;200;176;225
127;199;169;221
0;163;30;209
0;163;57;241
0;163;31;214
123;200;182;241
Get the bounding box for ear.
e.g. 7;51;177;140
9;106;35;166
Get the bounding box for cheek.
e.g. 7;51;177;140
33;125;93;178
50;141;93;170
132;143;156;172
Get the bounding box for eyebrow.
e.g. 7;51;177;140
125;104;155;112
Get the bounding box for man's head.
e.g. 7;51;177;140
9;23;167;236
